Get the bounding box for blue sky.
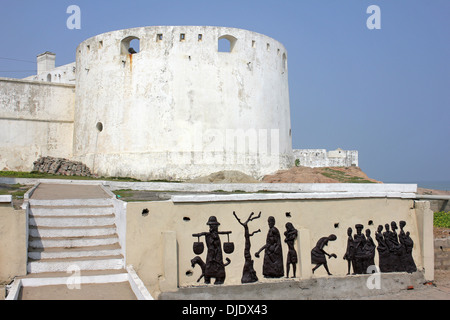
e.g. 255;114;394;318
0;0;449;183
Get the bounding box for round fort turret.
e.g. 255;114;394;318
73;26;292;180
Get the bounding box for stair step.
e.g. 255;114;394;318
28;244;122;260
29;234;119;249
29;198;113;207
27;256;124;273
26;195;124;275
20;268;128;279
29;225;117;238
29;214;115;228
30;205;114;217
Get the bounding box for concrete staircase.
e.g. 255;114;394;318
27;198;124;274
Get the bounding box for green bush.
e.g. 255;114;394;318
434;211;450;228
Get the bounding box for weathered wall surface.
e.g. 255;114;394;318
73;26;292;180
125;196;430;298
293;149;358;167
428;199;450;213
435;237;450;270
24;62;76;85
0;78;75;171
0;205;27;283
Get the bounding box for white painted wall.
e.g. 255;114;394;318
0;78;75;171
25;62;76;85
73;26;292;180
24;51;76;85
293;149;358;167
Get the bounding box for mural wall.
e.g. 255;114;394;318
125;197;432;297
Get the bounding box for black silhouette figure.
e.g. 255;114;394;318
343;227;355;275
386;221;404;272
311;234;337;275
352;224;367;274
399;221;417;273
363;228;376;272
128;47;137;54
255;216;284;278
382;223;395;272
375;225;390;272
192;216;232;285
233;211;261;284
284;222;298;278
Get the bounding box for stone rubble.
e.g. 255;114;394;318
32;156;93;177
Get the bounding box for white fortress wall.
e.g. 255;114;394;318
0;78;75;171
293;149;358;167
23;52;76;85
73;26;292;180
24;62;76;84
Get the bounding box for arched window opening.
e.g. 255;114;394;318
218;35;237;53
282;52;287;71
120;36;140;55
47;74;51;82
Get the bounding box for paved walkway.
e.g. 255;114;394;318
367;270;450;300
19;282;137;300
30;183;111;200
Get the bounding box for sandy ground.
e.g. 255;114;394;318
417;187;450;196
18;282;137;300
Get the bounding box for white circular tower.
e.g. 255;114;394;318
73;26;292;180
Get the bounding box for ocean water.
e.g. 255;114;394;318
386;181;450;191
416;181;450;191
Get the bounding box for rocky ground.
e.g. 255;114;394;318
262;166;381;184
32;156;93;177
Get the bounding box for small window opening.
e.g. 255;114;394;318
120;36;140;55
285;212;291;218
129;38;140;54
334;223;339;228
218;35;237;53
266;43;270;51
282;52;287;71
219;38;231;52
186;270;193;276
252;40;256;48
86;45;90;52
198;34;203;41
368;220;374;226
183;217;191;222
96;122;103;132
277;48;280;56
156;34;163;42
180;33;185;42
47;74;51;82
142;208;149;216
99;41;103;49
